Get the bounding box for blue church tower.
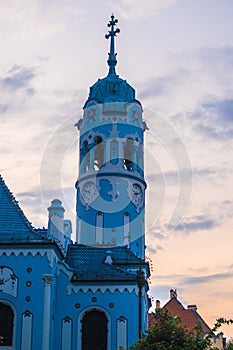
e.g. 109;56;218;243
76;15;147;258
0;16;150;350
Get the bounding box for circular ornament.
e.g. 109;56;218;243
129;183;143;211
81;181;97;206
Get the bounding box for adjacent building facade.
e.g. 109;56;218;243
0;16;150;350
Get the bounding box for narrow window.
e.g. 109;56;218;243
21;311;33;350
123;212;130;245
117;316;128;350
81;140;90;172
61;317;72;350
85;151;90;172
94;136;104;170
96;212;104;244
124;138;133;171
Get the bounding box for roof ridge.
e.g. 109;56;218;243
0;174;40;237
162;296;185;310
193;309;212;333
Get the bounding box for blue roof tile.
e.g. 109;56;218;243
0;175;43;242
66;244;146;281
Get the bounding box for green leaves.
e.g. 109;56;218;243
130;310;233;350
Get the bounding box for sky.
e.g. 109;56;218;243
1;0;233;338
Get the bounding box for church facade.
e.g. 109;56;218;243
0;16;150;350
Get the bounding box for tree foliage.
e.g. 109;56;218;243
225;339;233;350
130;310;233;350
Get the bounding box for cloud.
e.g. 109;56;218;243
146;245;164;255
168;214;218;234
190;97;233;140
149;284;183;304
0;1;75;40
154;268;233;287
0;104;8;114
0;65;36;120
111;0;176;19
16;185;76;228
147;223;168;241
181;273;233;286
140;68;188;100
1;65;36;93
139;46;233;121
202;99;233;124
146;166;221;188
147;169;189;186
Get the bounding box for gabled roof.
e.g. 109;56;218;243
149;294;211;336
0;175;42;242
66;244;146;282
163;296;211;335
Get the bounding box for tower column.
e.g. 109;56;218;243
89;147;95;170
132;144;137;171
105;140;111;163
138;147;143;175
118;140;124;168
42;275;53;350
80;149;87;174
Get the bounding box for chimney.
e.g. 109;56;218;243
187;305;197;311
156;300;160;309
170;289;177;299
47;199;71;252
48;199;65;236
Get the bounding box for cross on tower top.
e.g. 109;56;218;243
105;15;120;57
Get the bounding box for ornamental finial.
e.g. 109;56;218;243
105;15;120;75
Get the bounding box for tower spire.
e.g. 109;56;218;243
105;14;120;75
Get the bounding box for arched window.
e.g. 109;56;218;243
117;316;128;349
124;138;134;171
123;212;130;245
82;140;88;149
81;140;90;172
94;136;104;170
96;212;104;244
0;302;14;346
82;310;107;350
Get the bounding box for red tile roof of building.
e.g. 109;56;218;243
149;293;211;337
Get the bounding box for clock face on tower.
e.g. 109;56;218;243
129;183;143;210
81;181;97;205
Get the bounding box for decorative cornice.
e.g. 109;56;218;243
0;248;60;268
67;284;138;296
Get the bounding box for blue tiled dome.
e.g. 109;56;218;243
86;72;136;105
